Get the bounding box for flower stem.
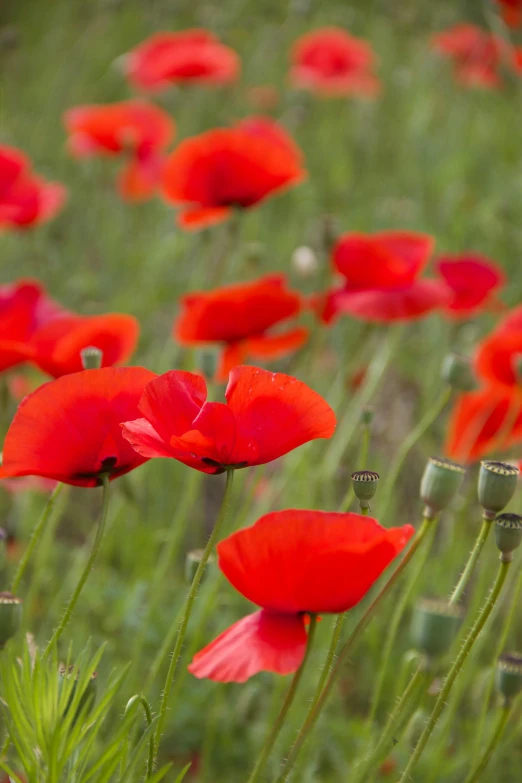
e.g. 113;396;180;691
43;474;110;659
247;615;318;783
153;468;235;768
449;516;493;605
277;515;433;782
10;482;64;594
397;558;511;782
339;420;372;512
464;704;511;783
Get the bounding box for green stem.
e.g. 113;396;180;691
43;475;110;659
465;705;511;783
398;558;511;782
123;695;154;780
449;516;493;605
339;421;372;513
153;469;235;767
10;483;64;594
277;515;433;782
247;616;318;783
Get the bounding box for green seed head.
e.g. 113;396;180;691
441;353;477;392
420;457;466;516
80;346;103;370
410;598;464;659
351;470;379;509
0;592;22;649
496;653;522;703
185;548;216;585
495;513;522;560
478;461;519;517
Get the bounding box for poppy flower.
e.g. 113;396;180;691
496;0;522;28
121;365;336;474
0;144;66;230
289;27;380;97
188;509;414;682
475;306;522;393
63;100;175;200
0;367;156;486
317;231;449;324
174;274;308;379
161;116;305;229
125;29;240;91
430;25;508;89
436;253;505;319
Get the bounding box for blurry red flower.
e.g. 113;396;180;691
188;510;414;681
0;145;66;230
475;306;522;393
436;253;505;319
63;100;175;200
125;29;239;91
431;24;510;88
0;367;156;486
496;0;522;28
174;274;308;379
317;231;448;323
161;116;305;229
122;365;335;474
290;27;380;97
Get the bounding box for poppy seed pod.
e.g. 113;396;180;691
410;598;464;659
478;461;519;517
58;664;98;722
351;470;379;510
495;513;522;560
185;549;216;584
496;653;522;703
441;353;477;392
420;457;466;517
361;407;374;427
0;592;22;649
80;346;103;370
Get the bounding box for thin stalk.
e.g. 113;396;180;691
247;616;318;783
122;695;154;780
339;421;371;512
277;515;433;782
465;704;511;783
398;558;511;782
43;475;110;659
153;469;235;768
10;483;64;594
449;516;493;605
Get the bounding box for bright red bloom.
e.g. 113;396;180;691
0;145;66;230
188;510;414;681
125;29;240;91
431;24;510;88
161;116;305;229
174;275;308;379
63;100;175;200
318;231;448;323
290;27;380;97
121;365;335;474
436;253;505;319
0;367;156;486
496;0;522;28
475;306;522;393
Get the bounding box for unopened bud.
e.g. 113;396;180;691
58;664;97;722
497;653;522;704
361;407;374;427
80;346;103;370
478;461;519;518
441;353;477;392
0;592;22;649
351;470;379;510
420;457;466;517
185;549;216;584
410;598;464;659
291;246;318;277
495;513;522;561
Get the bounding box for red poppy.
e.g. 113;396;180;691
0;367;156;486
188;510;414;681
475;306;522;393
121;365;336;474
317;231;448;323
0;145;66;230
161;116;305;229
445;387;522;462
125;29;240;91
290;27;380;97
174;275;308;379
63;100;175;200
436;253;505;319
496;0;522;28
431;25;510;88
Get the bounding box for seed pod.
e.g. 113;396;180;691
478;461;519;518
496;653;522;703
185;549;216;584
420;457;466;517
80;346;103;370
351;470;379;510
0;592;22;649
441;353;477;392
410;598;464;659
495;513;522;560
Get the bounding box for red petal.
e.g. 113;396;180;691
188;610;307;682
328;280;449;322
118;154;165;201
137;370;207;443
245;327;309;361
436;254;505;317
177;206;232;229
475;331;522;391
169;401;242;465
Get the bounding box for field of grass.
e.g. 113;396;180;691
1;0;522;781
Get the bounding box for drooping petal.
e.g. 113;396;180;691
325;279;449;323
177;206;232;230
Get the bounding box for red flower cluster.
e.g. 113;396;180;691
161;116;305;229
63;100;175;200
122;365;335;474
188;509;414;681
125;29;240;91
0;145;66;230
290;27;380;97
174;274;308;379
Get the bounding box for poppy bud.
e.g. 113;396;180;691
185;549;216;584
496;653;522;704
80;346;103;370
351;470;379;511
478;461;519;518
420;457;466;518
410;598;464;659
291;245;318;277
58;664;97;722
361;407;374;427
495;513;522;561
0;592;22;649
441;353;477;392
